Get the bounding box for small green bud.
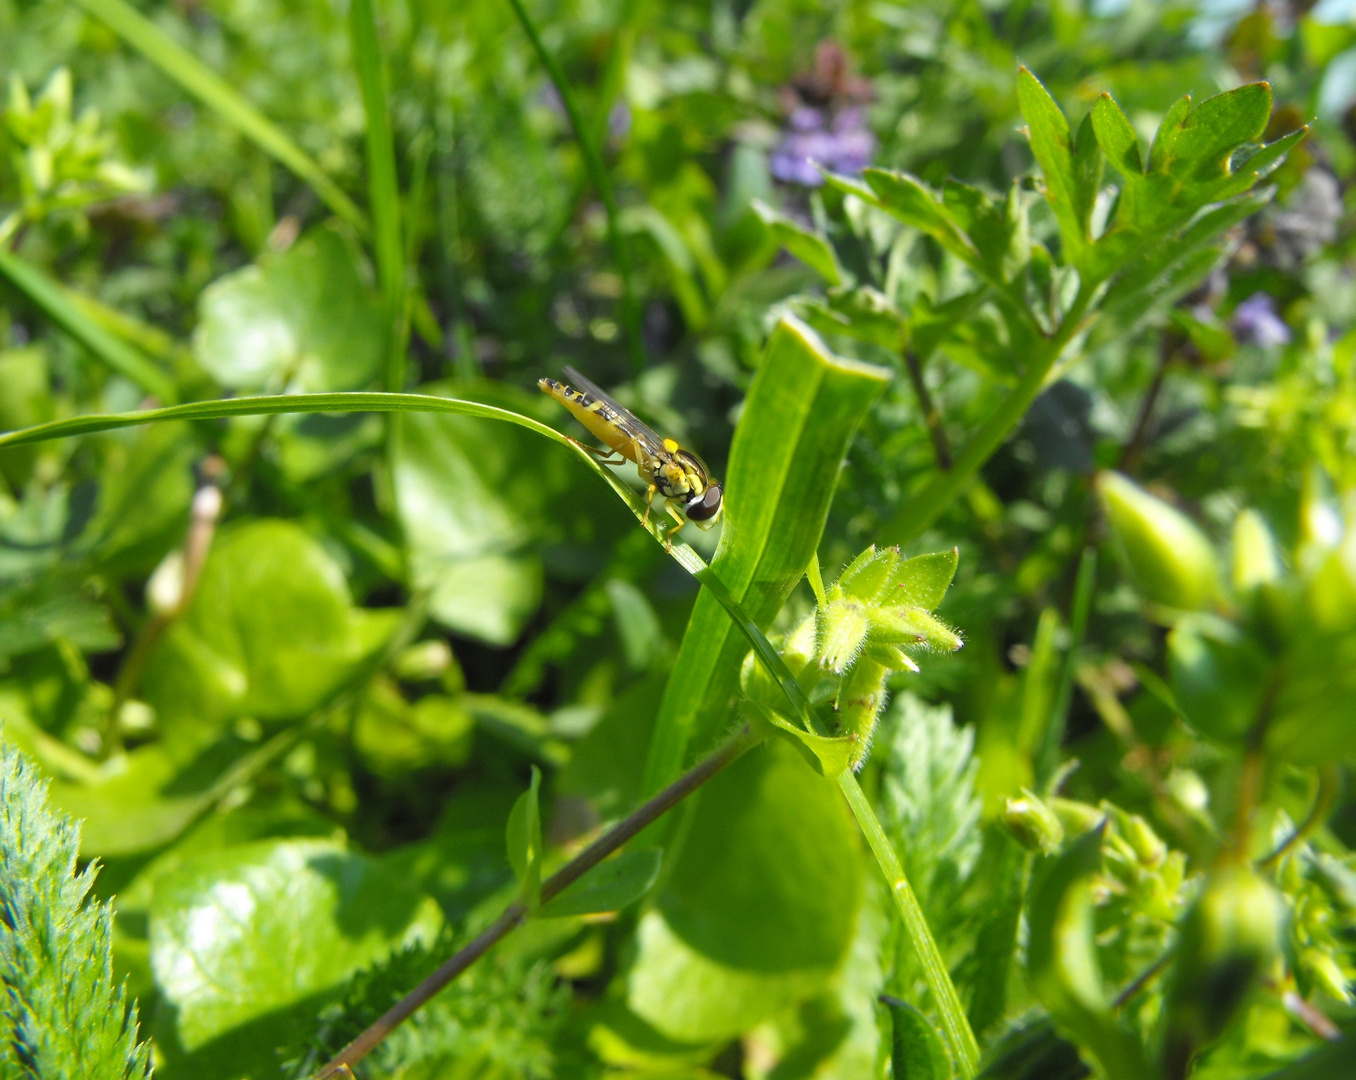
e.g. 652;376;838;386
1002;791;1065;854
820;599;870;673
1231;509;1283;594
1097;471;1219;612
1159;867;1281;1079
1113;808;1168;870
835;658;889;768
862;642;920;673
1049;797;1104;838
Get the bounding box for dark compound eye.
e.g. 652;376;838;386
685;484;723;522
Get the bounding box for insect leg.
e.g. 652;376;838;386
663;502;686;552
641;483;658;527
565;436;625;466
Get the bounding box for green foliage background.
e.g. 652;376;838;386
1;0;1355;1077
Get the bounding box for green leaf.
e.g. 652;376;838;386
0;740;152;1078
506;765;543;908
627;740;861;1042
607;578;666;671
861;169;980;269
72;0;366;233
0;248;177;403
193;228;386;392
888;549;959;610
1090;93;1143;179
1017;67;1089;268
347;0;404;390
753;199;844;285
641;316;889;794
885;997;953;1080
538;848;662;918
149;838;441;1076
1152;83;1271;183
142;520;401;730
0;577;119;661
393;390;576;646
750;700;859;779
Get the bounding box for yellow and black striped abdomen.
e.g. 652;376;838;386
538;377;644;463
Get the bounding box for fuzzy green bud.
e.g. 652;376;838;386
393;639;454;682
835;658;889;769
783;611;819;677
1159;867;1281;1080
1098;472;1218;612
819;598;870;673
1002;791;1065;855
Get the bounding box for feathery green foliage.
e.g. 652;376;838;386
0;740;150;1079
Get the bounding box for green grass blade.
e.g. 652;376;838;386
504;0;644;375
640;316;890;796
73;0;367;235
347;0;406;390
0;248;178;403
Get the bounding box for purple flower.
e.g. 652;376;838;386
1231;293;1292;348
770;106;876;187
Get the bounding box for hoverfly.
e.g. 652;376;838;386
539;366;723;544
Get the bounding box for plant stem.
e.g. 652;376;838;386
884;287;1096;546
1118;339;1170;473
904;348;952;470
504;0;645;375
839;773;980;1076
1036;547;1097;786
312;722;761;1079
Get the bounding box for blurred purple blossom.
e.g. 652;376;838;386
1231;293;1292;348
770;106;876;187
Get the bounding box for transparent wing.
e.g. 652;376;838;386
562;365;670;458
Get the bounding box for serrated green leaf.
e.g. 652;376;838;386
753;199;844;285
506;765;543;908
538;848;661;918
1166;82;1271;182
149;838;441;1078
1017;67;1087;267
1091;92;1143;178
885;997;953;1080
887;549;959;610
862;169;980;268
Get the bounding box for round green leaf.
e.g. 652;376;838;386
193;227;384;392
627;740;861;1041
142;520;401;729
149;838;442;1076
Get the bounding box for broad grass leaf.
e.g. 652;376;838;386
142;520;401;730
193;228;385;392
642;316;889;792
627;740;860;1042
149;838;441;1078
